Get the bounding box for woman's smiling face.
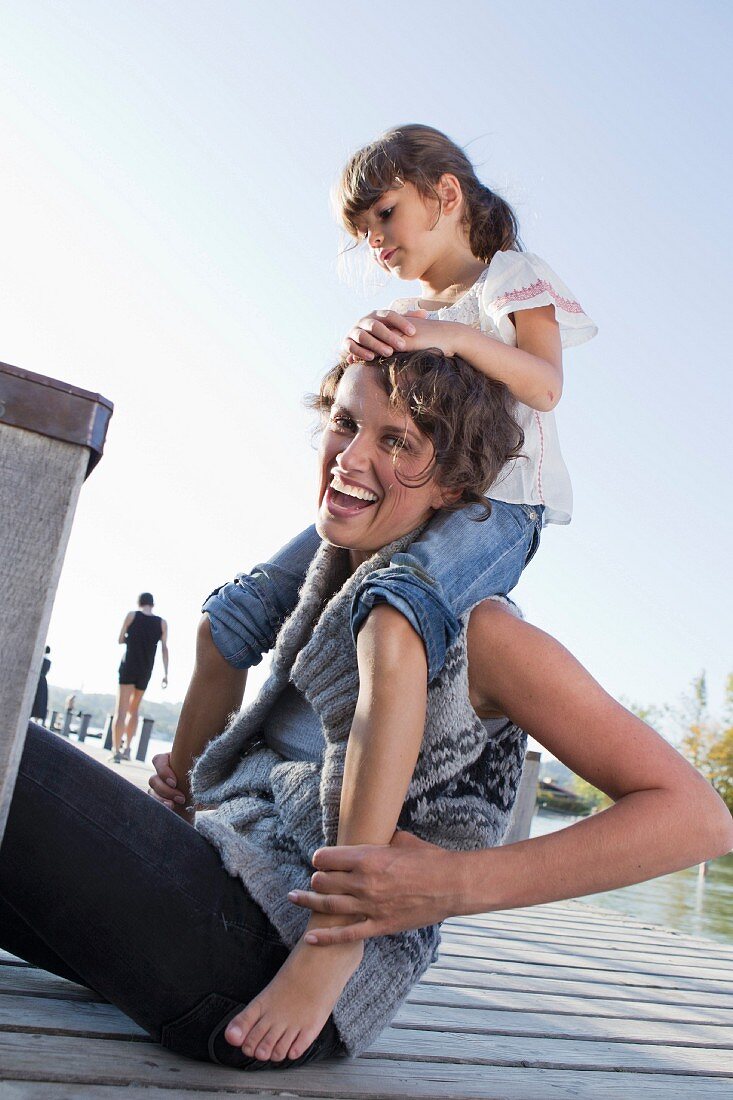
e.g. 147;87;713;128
316;362;445;568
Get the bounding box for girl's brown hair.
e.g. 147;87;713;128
310;350;524;520
336;124;521;263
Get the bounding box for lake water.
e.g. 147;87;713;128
531;810;733;946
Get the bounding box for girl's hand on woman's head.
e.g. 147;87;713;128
148;752;194;823
342;309;417;362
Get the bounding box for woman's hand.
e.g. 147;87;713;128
342;309;417;363
148;752;194;824
288;830;463;944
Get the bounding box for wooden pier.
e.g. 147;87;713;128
2;899;731;1098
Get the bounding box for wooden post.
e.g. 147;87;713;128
60;709;74;738
0;361;112;843
49;710;59;732
503;750;541;844
103;714;114;751
135;717;155;763
76;714;92;742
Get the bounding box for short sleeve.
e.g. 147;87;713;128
480;251;597;349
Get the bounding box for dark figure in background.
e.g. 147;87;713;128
30;646;51;723
111;593;168;763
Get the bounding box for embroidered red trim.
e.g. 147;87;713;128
493;279;584;315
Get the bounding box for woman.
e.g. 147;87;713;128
2;351;731;1073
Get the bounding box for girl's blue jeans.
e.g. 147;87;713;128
204;501;543;683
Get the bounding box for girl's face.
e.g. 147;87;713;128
354;181;449;282
316;362;445;569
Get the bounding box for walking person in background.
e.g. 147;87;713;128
30;646;51;724
111;593;168;764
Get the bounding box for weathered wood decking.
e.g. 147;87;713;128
2;899;732;1098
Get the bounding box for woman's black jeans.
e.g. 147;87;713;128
0;724;343;1069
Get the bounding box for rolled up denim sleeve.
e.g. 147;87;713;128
202;526;321;669
350;552;460;684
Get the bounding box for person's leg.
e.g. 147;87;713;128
230;604;427;1062
352;502;543;684
408;501;543;614
0;724;342;1068
112;682;134;757
122;686;145;756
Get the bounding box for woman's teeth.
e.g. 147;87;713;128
331;473;378;502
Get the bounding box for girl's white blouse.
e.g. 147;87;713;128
391;251;597;525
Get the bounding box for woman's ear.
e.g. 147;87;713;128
437;173;463;216
432;485;463;509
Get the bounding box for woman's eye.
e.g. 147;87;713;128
386;434;409;451
331;415;356;433
379;207;394;221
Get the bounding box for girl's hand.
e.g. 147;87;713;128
342;309;417;363
288;830;460;944
149;752;194;823
399;312;469;358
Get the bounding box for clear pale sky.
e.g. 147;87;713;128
2;1;731;719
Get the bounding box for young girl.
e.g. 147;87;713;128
338;123;597;641
166;124;598;1060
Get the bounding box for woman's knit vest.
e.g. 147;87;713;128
191;529;527;1055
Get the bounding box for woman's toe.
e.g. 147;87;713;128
270;1026;297;1062
253;1026;278;1061
288;1028;312;1061
242;1014;269;1056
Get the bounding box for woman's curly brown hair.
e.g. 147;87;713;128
309;350;524;520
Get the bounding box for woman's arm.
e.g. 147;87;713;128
293;601;733;942
149;615;246;822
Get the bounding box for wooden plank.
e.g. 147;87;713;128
427;953;731;994
0;1086;333;1100
457;903;733;939
448;913;733;956
0;994;145;1038
0;1087;330;1100
371;1025;733;1074
406;982;733;1024
6;991;731;1054
438;935;733;978
1;1033;731;1099
421;967;733;1007
445;920;733;960
392;1002;733;1046
0;965;103;1002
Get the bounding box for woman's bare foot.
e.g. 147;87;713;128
225;936;363;1062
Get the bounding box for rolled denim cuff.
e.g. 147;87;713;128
202;526;321;670
350;554;460;684
202;572;281;669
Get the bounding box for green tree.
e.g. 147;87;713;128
569;775;611;811
672;671;733;816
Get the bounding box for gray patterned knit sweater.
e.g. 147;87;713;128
190;529;526;1055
